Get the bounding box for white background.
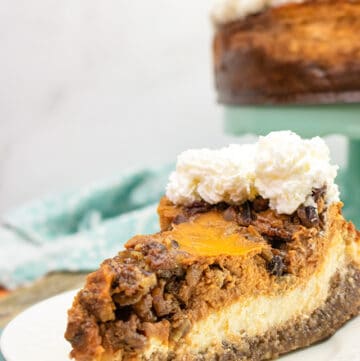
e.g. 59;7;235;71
0;0;345;215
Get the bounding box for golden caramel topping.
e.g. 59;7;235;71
169;212;266;257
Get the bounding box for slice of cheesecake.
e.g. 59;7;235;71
65;132;360;361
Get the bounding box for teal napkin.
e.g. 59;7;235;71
0;328;5;361
0;329;3;361
0;164;173;289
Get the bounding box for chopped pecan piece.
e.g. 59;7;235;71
268;255;286;276
297;206;319;228
237;201;252;226
252;196;270;212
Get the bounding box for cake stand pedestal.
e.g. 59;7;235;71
224;104;360;227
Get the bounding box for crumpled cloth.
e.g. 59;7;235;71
0;164;173;289
0;329;3;361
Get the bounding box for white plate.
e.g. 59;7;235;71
1;290;359;361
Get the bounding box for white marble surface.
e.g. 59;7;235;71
0;0;346;215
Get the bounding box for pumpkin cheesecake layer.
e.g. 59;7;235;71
65;198;360;361
213;0;360;105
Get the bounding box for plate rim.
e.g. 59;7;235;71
0;289;78;361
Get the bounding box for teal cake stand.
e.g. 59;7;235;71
224;104;360;227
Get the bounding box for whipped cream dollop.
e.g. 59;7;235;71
212;0;304;24
166;131;339;215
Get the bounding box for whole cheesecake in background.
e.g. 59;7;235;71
65;131;360;361
212;0;360;104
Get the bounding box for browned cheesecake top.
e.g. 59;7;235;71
214;0;360;104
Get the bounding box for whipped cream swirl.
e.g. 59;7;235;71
166;131;339;215
212;0;304;25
